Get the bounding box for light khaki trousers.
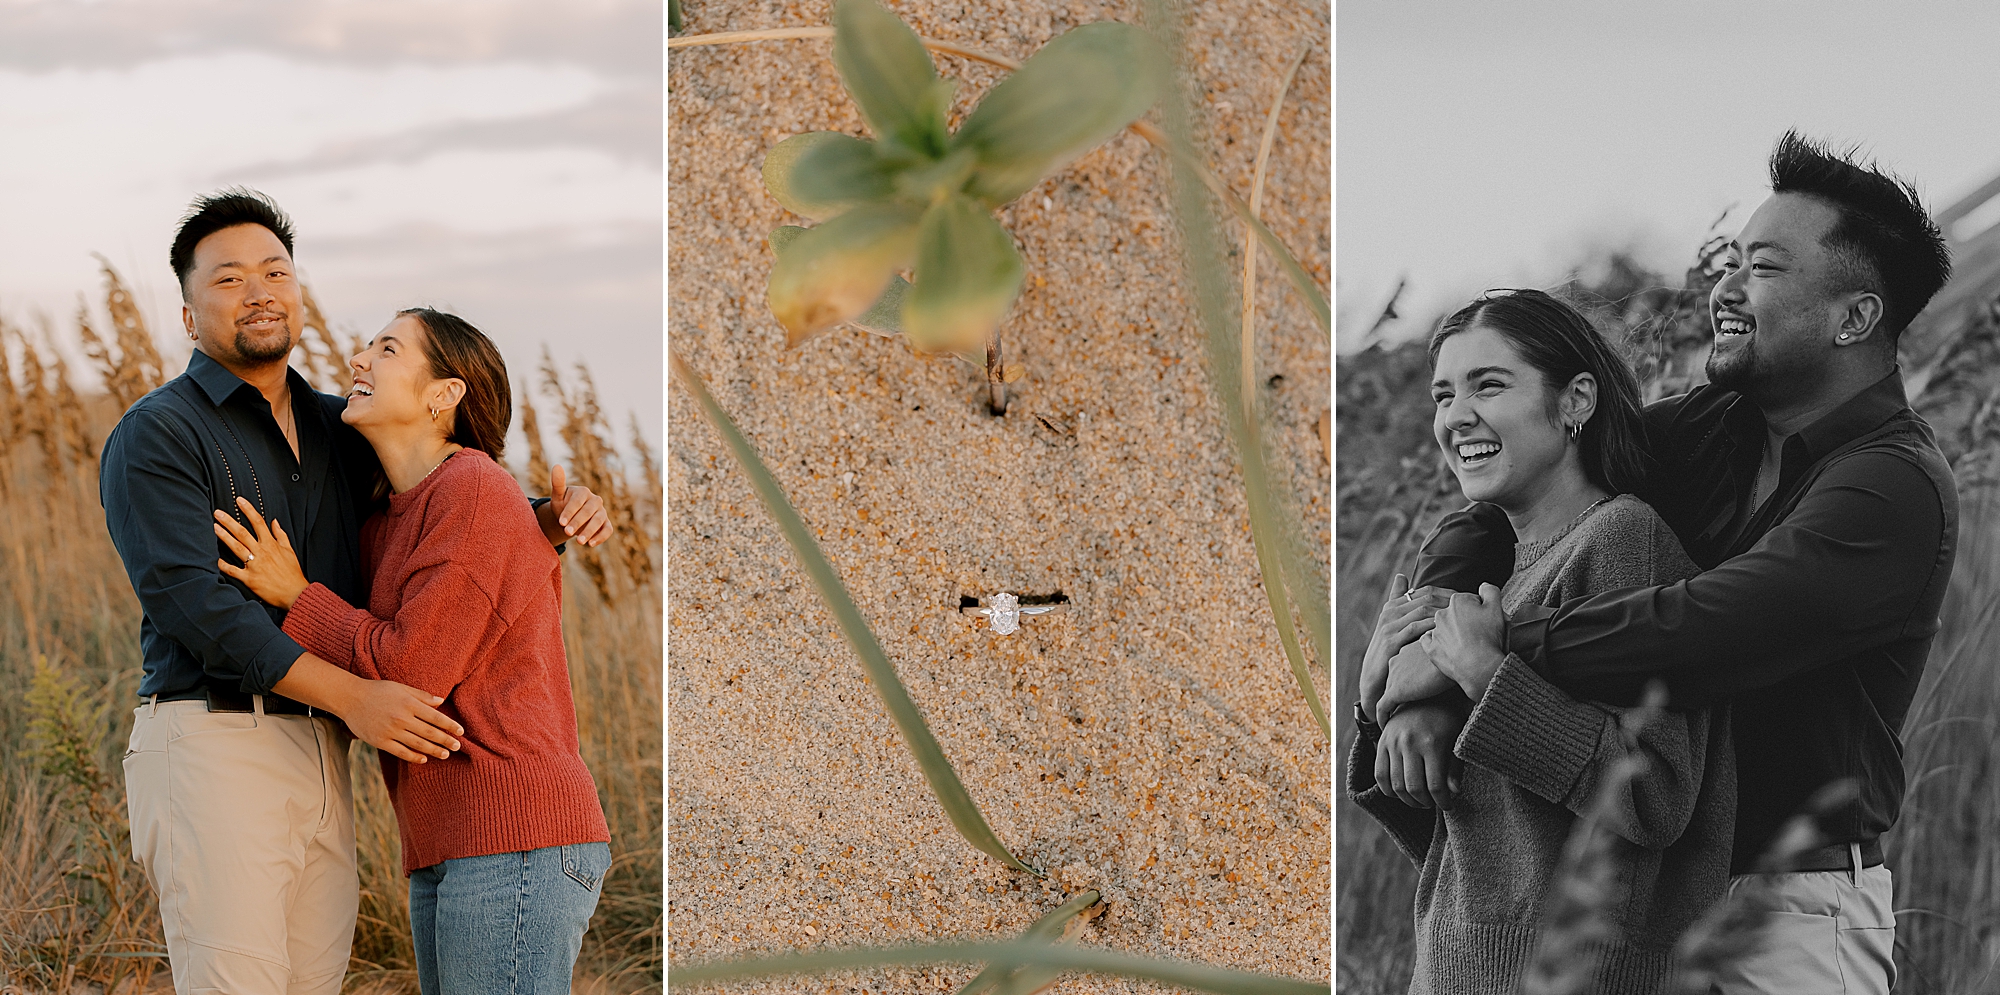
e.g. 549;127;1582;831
1711;856;1896;995
123;698;358;995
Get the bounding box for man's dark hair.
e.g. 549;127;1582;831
169;188;296;297
1769;131;1952;341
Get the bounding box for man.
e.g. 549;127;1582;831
100;189;613;994
1365;132;1958;993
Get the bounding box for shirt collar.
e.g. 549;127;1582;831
186;348;314;410
1719;368;1910;461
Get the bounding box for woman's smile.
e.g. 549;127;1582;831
1430;325;1570;512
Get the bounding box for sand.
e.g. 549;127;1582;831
667;1;1331;989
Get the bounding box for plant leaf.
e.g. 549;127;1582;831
833;0;946;157
769;225;909;338
668;936;1328;993
670;354;1041;877
953;22;1165;207
765;203;923;347
791;133;901;213
764;132;884;221
903;194;1024;354
957;892;1100;995
853;272;910;337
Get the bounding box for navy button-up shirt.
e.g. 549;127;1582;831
100;349;378;699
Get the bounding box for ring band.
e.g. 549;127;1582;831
960;592;1066;636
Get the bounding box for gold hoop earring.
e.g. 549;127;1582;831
429;406;438;421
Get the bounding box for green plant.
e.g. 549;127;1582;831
761;0;1164;412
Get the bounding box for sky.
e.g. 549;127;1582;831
0;0;661;454
1336;1;2000;353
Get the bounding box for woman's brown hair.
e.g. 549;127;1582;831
400;307;511;462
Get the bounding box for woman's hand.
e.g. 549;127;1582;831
1359;574;1452;722
213;496;309;609
1374;698;1469;809
1426;583;1510;701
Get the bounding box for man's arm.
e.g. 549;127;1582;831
100;409;309;694
1411;501;1515;593
1512;451;1951;706
101;408;462;757
272;653;461;763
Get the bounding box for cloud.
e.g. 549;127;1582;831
0;0;660;78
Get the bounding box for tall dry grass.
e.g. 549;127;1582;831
0;261;661;994
1334;247;2000;993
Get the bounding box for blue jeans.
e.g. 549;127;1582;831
409;842;611;995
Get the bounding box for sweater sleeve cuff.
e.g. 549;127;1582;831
1455;653;1598;805
1343;726;1436;867
282;582;368;671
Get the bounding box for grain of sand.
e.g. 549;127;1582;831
668;1;1332;989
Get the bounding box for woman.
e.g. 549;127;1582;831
215;308;611;995
1344;290;1733;993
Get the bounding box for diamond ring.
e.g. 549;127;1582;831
961;593;1067;636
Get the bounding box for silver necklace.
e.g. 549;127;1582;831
419;446;461;483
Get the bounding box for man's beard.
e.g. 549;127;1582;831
1706;334;1759;392
234;321;293;363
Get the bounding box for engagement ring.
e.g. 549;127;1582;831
961;593;1067;636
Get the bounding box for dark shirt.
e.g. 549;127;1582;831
100;350;378;700
1416;370;1957;870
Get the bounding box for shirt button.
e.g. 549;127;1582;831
291;474;300;481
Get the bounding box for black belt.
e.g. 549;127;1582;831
1784;838;1883;873
154;687;314;716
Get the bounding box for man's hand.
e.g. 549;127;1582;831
1359;574;1452;722
1374;698;1469;810
1426;582;1509;701
539;464;613;548
340;680;466;764
272;654;463;764
1378;639;1458;720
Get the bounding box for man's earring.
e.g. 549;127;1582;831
1838;332;1853;341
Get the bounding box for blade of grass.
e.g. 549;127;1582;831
667;938;1329;993
670;353;1039;875
668;28;1329;332
1138;3;1328;741
1225;41;1323;744
1240;41;1310;416
956;890;1099;995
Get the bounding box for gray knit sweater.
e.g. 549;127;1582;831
1347;495;1734;994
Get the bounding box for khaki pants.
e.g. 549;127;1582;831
1711;857;1896;995
124;698;357;994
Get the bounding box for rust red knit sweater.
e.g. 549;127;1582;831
283;449;610;873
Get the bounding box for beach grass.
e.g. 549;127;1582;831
0;272;662;994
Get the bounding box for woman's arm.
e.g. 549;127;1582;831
226;465;531;697
1453;656;1714;851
